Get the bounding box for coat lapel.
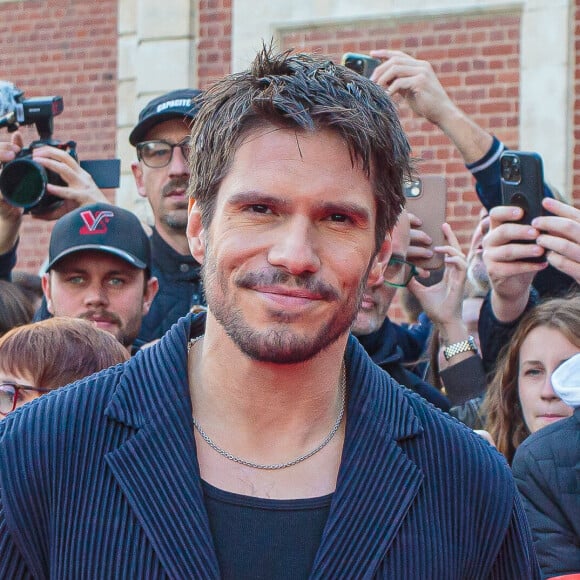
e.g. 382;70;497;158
310;338;424;578
104;315;220;578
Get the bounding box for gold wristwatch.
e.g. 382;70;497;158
443;336;478;361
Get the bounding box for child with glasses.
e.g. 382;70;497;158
0;317;128;416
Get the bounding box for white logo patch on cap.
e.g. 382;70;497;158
156;99;192;113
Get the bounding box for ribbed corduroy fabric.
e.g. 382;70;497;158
0;313;540;578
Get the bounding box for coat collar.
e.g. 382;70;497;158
104;313;219;578
104;317;424;578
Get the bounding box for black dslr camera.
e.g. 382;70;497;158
0;82;119;215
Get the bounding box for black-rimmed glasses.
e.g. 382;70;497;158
136;139;191;168
0;383;52;416
383;256;418;288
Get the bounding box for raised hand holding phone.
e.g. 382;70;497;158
500;150;546;263
404;175;447;270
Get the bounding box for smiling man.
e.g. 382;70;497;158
41;202;158;353
0;47;540;578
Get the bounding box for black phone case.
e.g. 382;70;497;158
500;150;545;262
341;53;381;78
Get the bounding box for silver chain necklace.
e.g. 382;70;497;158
187;336;346;470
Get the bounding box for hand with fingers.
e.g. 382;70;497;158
532;198;580;285
0;132;24;254
368;49;493;164
407;222;468;335
28;144;108;220
406;211;433;279
483;205;549;322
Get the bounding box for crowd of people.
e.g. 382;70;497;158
0;45;578;577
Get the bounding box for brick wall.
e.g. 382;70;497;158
0;0;118;274
197;0;232;89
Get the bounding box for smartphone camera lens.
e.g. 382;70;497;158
501;155;521;183
404;180;422;198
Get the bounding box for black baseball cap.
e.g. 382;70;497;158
47;203;151;271
129;88;202;146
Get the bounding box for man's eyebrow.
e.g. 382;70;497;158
227;191;286;207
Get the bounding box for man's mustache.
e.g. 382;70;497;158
235;269;339;301
79;311;123;326
161;179;189;197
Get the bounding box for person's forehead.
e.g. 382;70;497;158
227;127;372;192
51;251;141;275
144;118;190;141
0;368;36;386
215;128;377;231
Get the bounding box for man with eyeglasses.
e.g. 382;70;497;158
352;209;487;411
130;89;206;343
351;210;450;410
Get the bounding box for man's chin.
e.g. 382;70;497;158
351;312;381;336
162;211;189;231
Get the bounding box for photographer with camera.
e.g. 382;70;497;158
0;130;109;281
0;81;112;282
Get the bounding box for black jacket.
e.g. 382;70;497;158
512;408;580;577
355;318;450;411
137;228;204;343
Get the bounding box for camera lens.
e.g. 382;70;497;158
0;157;47;207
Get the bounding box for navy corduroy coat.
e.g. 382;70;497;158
0;314;540;578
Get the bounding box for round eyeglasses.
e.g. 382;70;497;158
136;139;191;168
383;256;418;288
0;383;53;416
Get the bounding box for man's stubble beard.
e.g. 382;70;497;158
201;243;370;364
162;212;188;232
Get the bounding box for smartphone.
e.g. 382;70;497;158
404;175;447;270
500;150;546;262
341;53;381;78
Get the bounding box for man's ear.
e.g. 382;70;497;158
367;235;392;287
142;276;159;316
41;273;55;315
187;198;205;264
131;161;147;199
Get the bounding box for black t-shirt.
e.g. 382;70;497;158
202;480;332;579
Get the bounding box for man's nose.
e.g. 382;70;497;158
83;283;109;307
168;145;189;176
268;218;321;275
